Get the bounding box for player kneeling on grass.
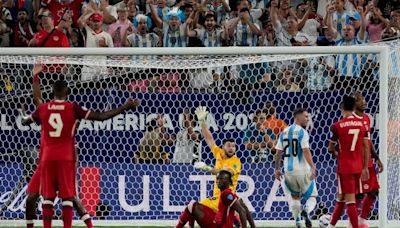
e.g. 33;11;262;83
22;79;140;228
274;108;318;228
176;170;255;228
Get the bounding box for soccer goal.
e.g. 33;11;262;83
0;45;398;228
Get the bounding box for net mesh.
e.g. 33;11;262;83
0;42;398;225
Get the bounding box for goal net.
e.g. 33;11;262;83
0;44;397;227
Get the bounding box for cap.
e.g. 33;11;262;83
90;13;103;22
38;10;53;19
348;12;361;21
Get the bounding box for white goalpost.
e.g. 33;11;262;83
0;46;397;228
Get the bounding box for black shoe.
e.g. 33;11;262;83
301;210;312;228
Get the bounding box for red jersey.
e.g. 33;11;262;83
330;115;368;174
214;188;238;228
13;22;35;47
31;100;90;161
31;28;70;47
354;113;374;167
42;0;84;26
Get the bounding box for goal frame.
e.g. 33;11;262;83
0;46;392;227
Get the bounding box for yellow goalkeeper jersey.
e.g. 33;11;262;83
211;145;241;196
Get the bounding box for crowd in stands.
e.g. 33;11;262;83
1;0;398;95
0;0;399;48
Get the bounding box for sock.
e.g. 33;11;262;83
347;203;359;228
305;197;317;215
62;201;73;228
330;201;345;226
81;214;93;228
360;194;376;220
291;199;302;223
26;220;34;228
176;204;195;228
42;200;54;228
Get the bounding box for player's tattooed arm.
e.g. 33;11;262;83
274;149;283;181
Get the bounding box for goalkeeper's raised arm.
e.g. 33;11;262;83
195;106;216;149
194;106;241;192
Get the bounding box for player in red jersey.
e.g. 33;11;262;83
176;170;255;228
327;96;370;228
25;65;94;228
22;72;140;228
352;92;384;226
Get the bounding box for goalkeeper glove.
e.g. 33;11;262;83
195;106;208;124
194;161;213;172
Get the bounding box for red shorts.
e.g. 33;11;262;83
197;204;217;228
27;164;41;194
362;167;380;192
338;173;362;194
40;161;76;199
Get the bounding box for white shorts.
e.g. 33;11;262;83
283;173;318;199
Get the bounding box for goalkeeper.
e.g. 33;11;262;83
194;106;241;209
177;107;247;227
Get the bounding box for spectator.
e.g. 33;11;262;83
296;1;322;43
243;109;276;163
263;101;288;137
377;0;400;18
40;0;84;27
258;20;276;46
228;0;261;46
150;6;188;47
28;10;70;86
107;4;134;47
389;9;400;33
78;10;113;80
0;0;12;47
276;66;301;91
327;6;367;89
172;109;201;164
306;56;334;91
316;26;336;45
13;8;35;47
126;0;138;21
367;6;389;42
78;10;113;48
271;0;312;46
135;115;175;164
29;10;69;48
323;0;352;36
147;0;170;24
123;14;159;47
186;10;227;47
202;0;230;24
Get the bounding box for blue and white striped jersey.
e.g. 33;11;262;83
275;124;311;174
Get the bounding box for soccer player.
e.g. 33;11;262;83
22;70;140;228
25;64;94;228
176;170;254;228
177;106;242;227
274;108;318;228
352;92;384;225
327;96;370;228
